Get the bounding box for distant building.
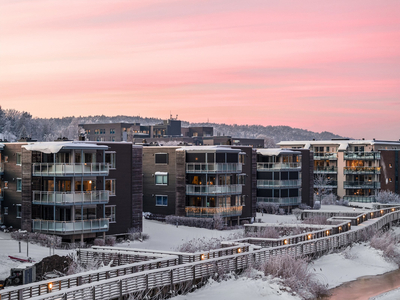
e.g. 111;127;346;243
0;141;142;242
278;139;400;202
142;145;256;224
256;149;311;209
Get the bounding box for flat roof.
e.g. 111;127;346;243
278;140;400;151
256;148;301;156
177;146;241;153
22;142;109;154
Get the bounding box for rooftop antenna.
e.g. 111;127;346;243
176;114;178;120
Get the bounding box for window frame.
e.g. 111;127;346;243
155;172;168;185
155;153;168;164
105;205;116;223
105;179;116;196
16;153;22;165
16;178;22;192
105;151;117;169
16;204;22;218
155;195;168;206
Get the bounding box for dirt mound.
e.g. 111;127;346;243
34;255;72;280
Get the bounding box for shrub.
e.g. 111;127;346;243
247;227;280;239
256;202;280;214
303;215;328;225
165;215;214;229
370;231;400;265
262;254;328;299
241;220;250;226
93;238;105;246
175;233;243;253
105;236;116;246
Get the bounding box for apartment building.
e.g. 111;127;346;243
142;146;256;224
0;141;142;242
278;139;400;202
256;149;306;209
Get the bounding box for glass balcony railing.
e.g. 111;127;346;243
186;163;242;173
343;181;381;189
343;196;376;203
314;166;338;173
257;180;301;188
185;206;243;218
344;152;381;160
32;163;109;176
186;184;242;195
32;190;109;205
343;167;381;174
257;197;301;205
0;162;4;175
32;218;109;235
257;162;301;171
313;153;338;160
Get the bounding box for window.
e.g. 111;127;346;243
100;129;106;134
16;153;22;165
85;129;91;134
16;178;22;192
239;153;246;164
16;204;21;218
4;181;8;189
155;153;168;164
105;179;116;196
4;156;8;163
105;206;116;223
94;129;100;135
4;207;8;215
110;128;115;134
389;178;393;182
155;172;168;185
105;152;116;169
156;195;168;206
389;163;393;168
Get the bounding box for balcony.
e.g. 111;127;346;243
32;190;109;206
314;181;338;188
343;196;376;203
186;184;242;196
257;197;301;205
32;163;109;177
185;206;243;218
343;181;381;189
344;167;381;175
257;180;301;188
257;162;301;171
344;152;381;160
186;163;242;173
0;162;4;175
314;166;338;174
313;153;338;160
32;218;109;235
0;188;3;201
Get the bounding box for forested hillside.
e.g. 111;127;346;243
0;107;344;143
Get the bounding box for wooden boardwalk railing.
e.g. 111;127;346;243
1;206;400;300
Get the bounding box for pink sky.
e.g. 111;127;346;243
1;0;399;140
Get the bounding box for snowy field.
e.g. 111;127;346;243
1;205;400;299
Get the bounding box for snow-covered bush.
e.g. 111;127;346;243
292;208;302;220
256;202;280;214
247;227;280;239
213;214;224;230
262;254;328;299
67;252;103;275
165;215;214;229
11;231;61;248
313;201;321;210
376;190;400;204
370;231;400;265
175;233;243;253
93;238;105;246
105;236;116;246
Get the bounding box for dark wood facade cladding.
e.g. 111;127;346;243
99;143;143;234
175;150;186;216
142;147;179;216
380;150;399;194
297;149;314;208
1;143;25;229
232;146;256;220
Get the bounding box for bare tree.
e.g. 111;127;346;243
375;190;400;204
314;174;333;205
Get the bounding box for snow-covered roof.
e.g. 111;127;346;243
277;140;400;151
256;148;300;156
22;142;108;154
177;146;240;153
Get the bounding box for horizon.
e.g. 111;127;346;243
1;1;399;140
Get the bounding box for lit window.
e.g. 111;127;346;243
105;152;116;169
16;204;21;218
16;153;22;165
16;178;22;192
389;178;393;182
389;164;393;168
155;173;168;185
156;195;168;206
4;156;8;163
94;129;100;135
4;181;8;189
105;179;116;196
105;206;116;223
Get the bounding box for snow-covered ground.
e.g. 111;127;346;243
1;205;399;299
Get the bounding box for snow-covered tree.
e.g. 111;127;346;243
314;174;333;205
375;190;400;204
